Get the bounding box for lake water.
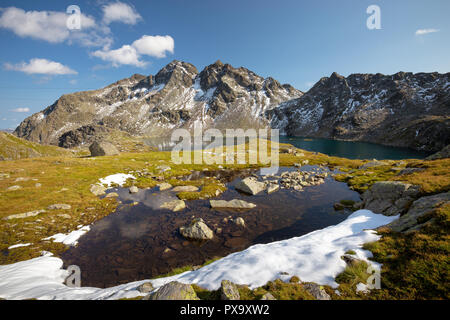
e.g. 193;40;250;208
62;166;360;288
144;136;430;160
280;136;431;160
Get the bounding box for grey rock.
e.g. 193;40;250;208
5;210;46;220
303;283;331;300
47;204;71;210
6;185;21;191
387;192;450;232
267;183;279;194
157;182;172;191
160;199;186;212
129;186;139;194
235;177;266;195
359;161;388;170
172;185;199;192
210;199;256;209
90;184;106;196
180;218;214;240
362;181;421;216
143;281;199;300
260;292;276;300
234;217;246;227
220;280;240;300
89;141;119;156
137;282;154;294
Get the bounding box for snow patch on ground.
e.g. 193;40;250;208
99;174;136;187
0;210;397;300
8;243;31;250
43;226;91;247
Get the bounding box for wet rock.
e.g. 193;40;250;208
161;200;186;212
47;204;71;210
172;185;199;192
210;199;256;209
220;280;240;300
90;184;106;196
261;292;276;300
137;282;154;294
89;141;119;156
234;217;245;228
303;283;331;300
362;181;421;216
105;192;119;198
267;184;279;194
143;281;199;300
157;182;172;191
129;186;139;194
387;192;450;232
235;177;266;195
180;218;214;240
5;209;46;220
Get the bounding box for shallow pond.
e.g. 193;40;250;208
62;166;361;288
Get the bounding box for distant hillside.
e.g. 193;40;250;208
0;132;72;161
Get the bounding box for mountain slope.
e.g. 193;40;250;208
0;132;72;161
268;72;450;152
14;60;303;146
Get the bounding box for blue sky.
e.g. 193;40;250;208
0;0;448;129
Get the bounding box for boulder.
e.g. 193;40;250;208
362;181;421;216
235;177;266;195
143;281;199;300
303;283;331;300
180;218;214;240
359;160;388;170
129;186;139;194
260;292;276;300
387;192;450;232
137;282;154;294
105;192;119;198
89;141;119;157
157;182;172;191
267;184;279;194
90;184;106;196
210;199;256;209
161;200;186;212
234;217;245;227
172;185;199;192
6;185;21;191
220;280;240;300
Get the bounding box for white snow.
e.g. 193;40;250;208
0;210;397;300
43;226;91;247
8;243;31;250
98;173;136;187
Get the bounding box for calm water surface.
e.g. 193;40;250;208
62;166;360;288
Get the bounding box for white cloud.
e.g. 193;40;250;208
132;35;174;58
5;58;78;75
102;2;142;25
415;28;440;36
92;45;146;67
11;108;30;113
92;35;174;67
0;7;112;48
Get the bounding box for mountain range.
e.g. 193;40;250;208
14;60;449;152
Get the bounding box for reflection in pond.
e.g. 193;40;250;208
62;166;361;288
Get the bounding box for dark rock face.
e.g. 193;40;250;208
268;71;450;152
14;60;301;146
426;144;450;160
58;125;109;148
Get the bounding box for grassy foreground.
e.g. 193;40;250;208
0;140;449;299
